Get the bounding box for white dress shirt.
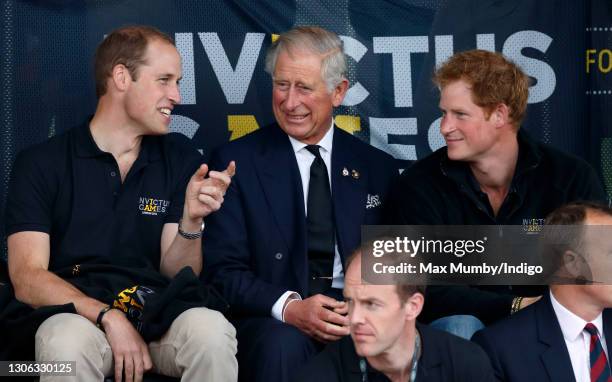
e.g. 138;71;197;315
550;290;609;382
270;121;345;321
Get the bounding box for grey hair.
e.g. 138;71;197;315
265;26;347;92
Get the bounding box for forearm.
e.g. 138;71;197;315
160;220;203;278
13;267;107;324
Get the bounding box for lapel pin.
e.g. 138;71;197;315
342;167;349;177
351;169;360;179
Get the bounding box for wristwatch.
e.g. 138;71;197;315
178;218;205;240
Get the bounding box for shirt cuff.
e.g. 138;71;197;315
271;291;301;321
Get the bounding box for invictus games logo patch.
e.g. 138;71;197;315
113;285;156;333
139;197;170;216
523;218;545;234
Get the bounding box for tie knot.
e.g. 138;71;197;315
585;323;599;336
306;145;322;159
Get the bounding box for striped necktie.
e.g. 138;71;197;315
584;323;612;382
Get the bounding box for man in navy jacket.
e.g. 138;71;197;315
473;202;612;381
204;26;397;382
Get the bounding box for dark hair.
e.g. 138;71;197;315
346;240;426;303
94;25;174;97
434;49;529;128
541;201;612;282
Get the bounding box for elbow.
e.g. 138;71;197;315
8;267;37;305
11;277;30;304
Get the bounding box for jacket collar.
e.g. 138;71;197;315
536;293;577;381
441;128;542;189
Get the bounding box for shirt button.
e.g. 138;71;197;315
274;252;283;260
110;171;117;177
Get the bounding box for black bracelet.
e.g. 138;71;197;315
96;305;113;329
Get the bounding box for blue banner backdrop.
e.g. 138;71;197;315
1;0;611;259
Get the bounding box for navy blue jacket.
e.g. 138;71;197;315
473;294;612;382
203;125;398;316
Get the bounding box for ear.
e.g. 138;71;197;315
404;292;424;321
110;64;131;93
331;78;349;107
491;103;510;128
562;249;589;280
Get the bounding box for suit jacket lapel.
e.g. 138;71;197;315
604;309;612;350
331;127;367;266
538;294;576;382
253;126;308;290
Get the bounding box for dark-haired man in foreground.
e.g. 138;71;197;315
297;246;494;381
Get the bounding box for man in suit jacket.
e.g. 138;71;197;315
473;201;612;381
203;26;398;382
296;246;494;381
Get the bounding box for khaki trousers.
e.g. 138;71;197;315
35;307;238;381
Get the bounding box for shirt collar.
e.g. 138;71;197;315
441;128;542;188
75;120;105;158
74;119;161;163
287;119;334;155
550;290;604;342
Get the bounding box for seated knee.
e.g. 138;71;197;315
36;313;104;359
178;308;237;350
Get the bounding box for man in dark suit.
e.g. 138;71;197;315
296;245;494;381
473;201;612;381
203;26;398;382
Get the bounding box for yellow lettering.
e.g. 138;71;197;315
228;115;260;141
335;115;361;135
598;49;612;73
586;49;597;73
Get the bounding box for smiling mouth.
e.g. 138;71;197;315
286;113;308;122
445;137;463;143
159;107;172;117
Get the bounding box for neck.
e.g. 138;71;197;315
551;286;603;322
367;327;417;382
469;131;519;193
89;98;143;159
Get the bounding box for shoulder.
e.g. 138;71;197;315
472;300;539;349
334;127;395;165
394;148;448;195
296;336;353;382
419;324;494;380
535;140;595;172
215;124;282;153
401;147;446;178
12;127;74;174
420;323;488;362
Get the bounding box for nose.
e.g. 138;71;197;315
349;304;364;327
169;83;181;105
439;114;453;136
284;86;300;110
